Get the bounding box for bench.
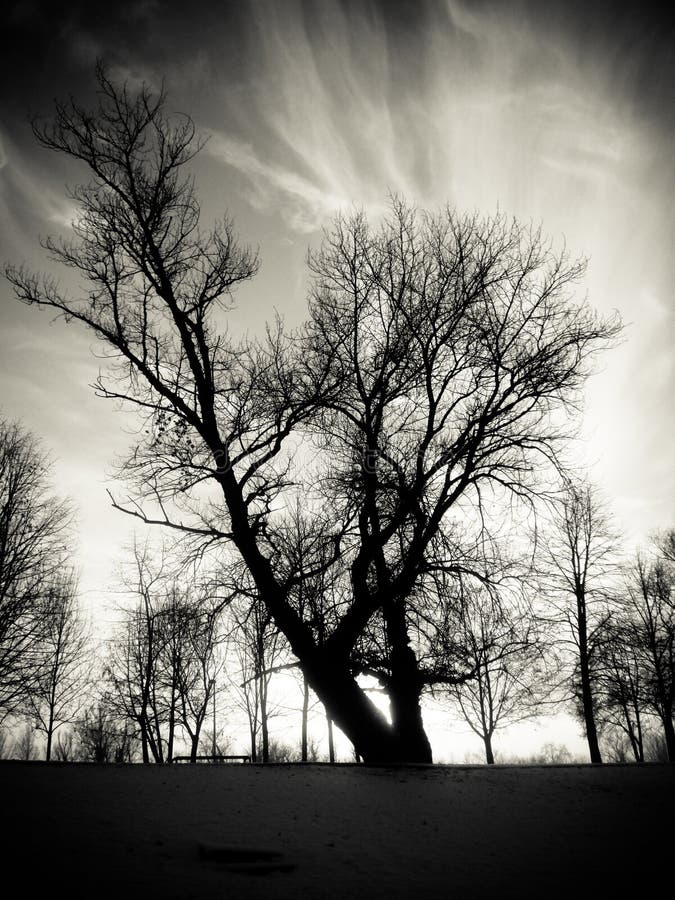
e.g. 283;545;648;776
172;754;251;764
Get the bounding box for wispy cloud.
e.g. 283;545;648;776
206;132;352;233
0;130;80;251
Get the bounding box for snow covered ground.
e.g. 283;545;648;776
3;762;672;899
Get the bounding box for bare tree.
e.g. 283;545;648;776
6;68;620;762
0;727;9;759
52;728;77;761
595;616;648;762
228;588;286;763
107;539;229;763
166;589;226;762
445;586;550;764
0;418;73;718
13;722;38;760
542;480;617;763
75;702;138;762
25;571;89;760
106;542;168;763
625;546;674;761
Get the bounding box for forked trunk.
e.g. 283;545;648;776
304;655;432;764
224;476;434;763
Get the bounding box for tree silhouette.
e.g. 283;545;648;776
595;615;648;762
6;68;620;762
0;418;74;719
228;582;286;763
624;542;674;761
446;586;550;764
74;702;137;762
165;586;226;763
541;480;617;763
25;570;89;760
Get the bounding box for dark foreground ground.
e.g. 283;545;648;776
3;762;673;899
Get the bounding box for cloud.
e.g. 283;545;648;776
0;130;81;258
206;132;366;233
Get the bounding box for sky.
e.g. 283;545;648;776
1;0;674;758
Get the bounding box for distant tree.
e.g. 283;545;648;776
0;418;73;718
625;544;674;761
229;588;286;763
52;728;77;762
198;728;232;758
532;742;574;765
542;481;617;763
13;722;38;760
164;587;226;762
259;734;325;763
75;702;137;763
107;540;230;763
644;732;670;763
6;68;621;762
446;587;550;764
595;616;647;762
25;571;89;760
0;726;10;759
106;543;167;763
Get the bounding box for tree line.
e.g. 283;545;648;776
0;415;673;764
2;66;672;765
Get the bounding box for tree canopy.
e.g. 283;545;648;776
5;68;621;762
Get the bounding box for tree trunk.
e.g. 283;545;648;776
301;677;309;762
46;673;58;762
45;701;55;762
140;724;149;764
303;652;425;763
483;733;495;765
260;674;269;763
326;709;335;764
577;593;602;764
661;711;675;762
388;646;433;763
167;684;176;763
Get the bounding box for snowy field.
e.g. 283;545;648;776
4;762;673;899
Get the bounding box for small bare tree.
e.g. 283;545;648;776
446;587;550;764
75;702;138;763
106;542;168;763
25;571;89;760
542;480;617;763
0;418;73;718
625;544;674;761
595;616;648;762
13;722;38;760
228;588;286;763
167;590;226;762
52;728;77;762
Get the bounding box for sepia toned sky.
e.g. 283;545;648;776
1;0;674;637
